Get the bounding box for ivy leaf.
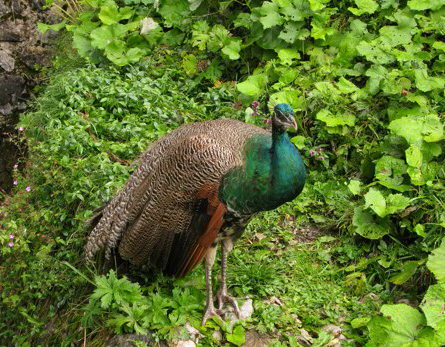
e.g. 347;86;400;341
420;283;445;331
259;2;283;29
406;144;423;168
408;0;443;11
427;239;445;283
353;207;392;239
348;0;379;16
364;188;386;217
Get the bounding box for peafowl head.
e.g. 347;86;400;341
272;103;298;133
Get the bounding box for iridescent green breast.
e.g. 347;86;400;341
220;132;306;215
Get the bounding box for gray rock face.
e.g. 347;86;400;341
0;0;61;193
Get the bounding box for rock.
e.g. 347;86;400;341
106;334;168;347
0;75;25;105
170;341;196;347
225;299;254;326
212;330;223;342
244;330;271;347
0;49;15;72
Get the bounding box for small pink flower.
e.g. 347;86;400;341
26;186;31;192
8;242;14;247
10;234;14;239
13;164;18;169
18;127;24;131
13;180;18;185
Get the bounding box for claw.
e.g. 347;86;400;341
217;290;249;319
202;304;234;325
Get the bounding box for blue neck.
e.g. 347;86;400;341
221;131;306;215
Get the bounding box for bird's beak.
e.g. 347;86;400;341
292;119;298;132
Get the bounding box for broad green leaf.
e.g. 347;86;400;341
379;26;412;47
188;0;203;11
388;117;423;144
337;77;359;93
427;239;445;283
226;325;246;346
364;188;386;217
37;20;66;34
259;2;283;29
99;5;120;25
237;73;268;96
389;261;420;284
309;0;330;11
278;21;305;43
386;194;410;215
422;114;444;142
415;69;445;92
413;224;427;237
270;90;302;108
367;304;433;346
90;26;115;49
316;109;355;127
408;0;443;11
351;317;371;328
420;283;445;330
221;39;241;60
433;41;445;52
290;135;306;150
277;49;301;66
353;207;392;239
182;54;198;75
406;145;423;168
348;0;378;16
357;41;394;65
348;180;362;195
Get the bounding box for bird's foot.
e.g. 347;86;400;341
217;291;249;319
202;304;234;325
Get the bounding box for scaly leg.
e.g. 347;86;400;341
217;238;248;317
202;247;233;325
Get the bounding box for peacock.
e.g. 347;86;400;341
85;101;306;324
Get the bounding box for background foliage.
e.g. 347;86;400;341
1;0;444;345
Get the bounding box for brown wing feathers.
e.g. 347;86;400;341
85;119;267;276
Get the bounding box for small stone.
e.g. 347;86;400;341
0;49;15;72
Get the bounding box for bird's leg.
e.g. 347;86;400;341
202;247;233;324
217;239;248;318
